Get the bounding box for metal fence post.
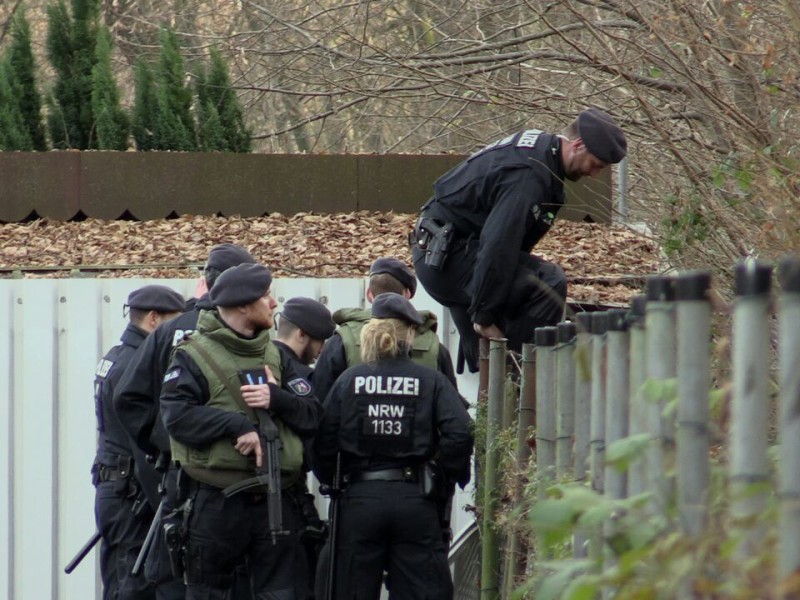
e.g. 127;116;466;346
574;312;593;483
645;276;677;514
627;296;647;497
481;338;507;600
675;271;712;538
605;309;630;501
778;257;800;595
535;327;558;490
502;343;537;596
556;322;577;480
590;313;608;497
730;261;772;562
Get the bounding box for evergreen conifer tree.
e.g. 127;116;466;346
91;27;129;150
153;29;196;150
3;10;47;150
195;63;227;152
132;59;158;151
45;0;100;149
196;47;252;152
0;60;33;150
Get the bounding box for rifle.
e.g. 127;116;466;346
321;453;342;600
223;370;287;544
131;500;164;576
64;531;102;574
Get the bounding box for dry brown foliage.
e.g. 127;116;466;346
0;212;664;304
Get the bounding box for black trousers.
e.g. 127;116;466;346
183;485;309;600
413;243;567;372
95;480;156;600
143;467;187;600
326;480;452;600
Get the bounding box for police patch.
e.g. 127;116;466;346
95;359;114;378
516;129;542;148
287;378;312;396
162;368;182;392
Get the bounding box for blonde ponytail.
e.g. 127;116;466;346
360;318;416;362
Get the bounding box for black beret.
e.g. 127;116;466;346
281;297;336;341
371;293;423;326
577;108;627;164
205;243;257;273
209;263;273;308
126;285;185;313
369;257;417;298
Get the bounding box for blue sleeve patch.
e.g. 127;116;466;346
162;367;182;392
287;377;312;396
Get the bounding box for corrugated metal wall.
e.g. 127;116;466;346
0;277;478;600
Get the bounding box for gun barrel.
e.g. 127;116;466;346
64;531;102;574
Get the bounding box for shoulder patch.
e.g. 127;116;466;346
163;368;181;384
516;129;542;148
172;329;193;347
287;377;312;397
95;359;114;378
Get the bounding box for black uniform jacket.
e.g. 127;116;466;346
113;295;212;458
95;323;148;465
160;333;321;450
312;332;459;408
426;130;566;326
313;356;473;489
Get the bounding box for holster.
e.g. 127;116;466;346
163;523;185;580
414;218;455;271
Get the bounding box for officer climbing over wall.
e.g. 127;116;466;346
274;296;337;598
160;263;320;599
411;108;627;372
313;256;459;405
113;242;258;598
313;292;474;600
93;284;184;600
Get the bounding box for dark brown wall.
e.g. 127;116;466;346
0;152;612;222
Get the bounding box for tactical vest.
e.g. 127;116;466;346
334;307;439;369
170;312;304;489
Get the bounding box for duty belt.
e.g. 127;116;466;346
347;467;418;484
97;455;133;482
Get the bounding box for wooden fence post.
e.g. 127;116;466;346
481;338;507;600
502;343;537;597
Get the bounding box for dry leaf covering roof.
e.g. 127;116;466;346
0;212;666;305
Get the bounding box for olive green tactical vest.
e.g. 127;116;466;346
170;310;305;489
333;307;440;369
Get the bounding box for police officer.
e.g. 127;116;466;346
274;296;337;598
93;285;185;600
113;242;257;598
161;263;321;600
313;256;459;405
411;108;627;372
313;293;474;600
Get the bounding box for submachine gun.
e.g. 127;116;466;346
222;370;288;544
